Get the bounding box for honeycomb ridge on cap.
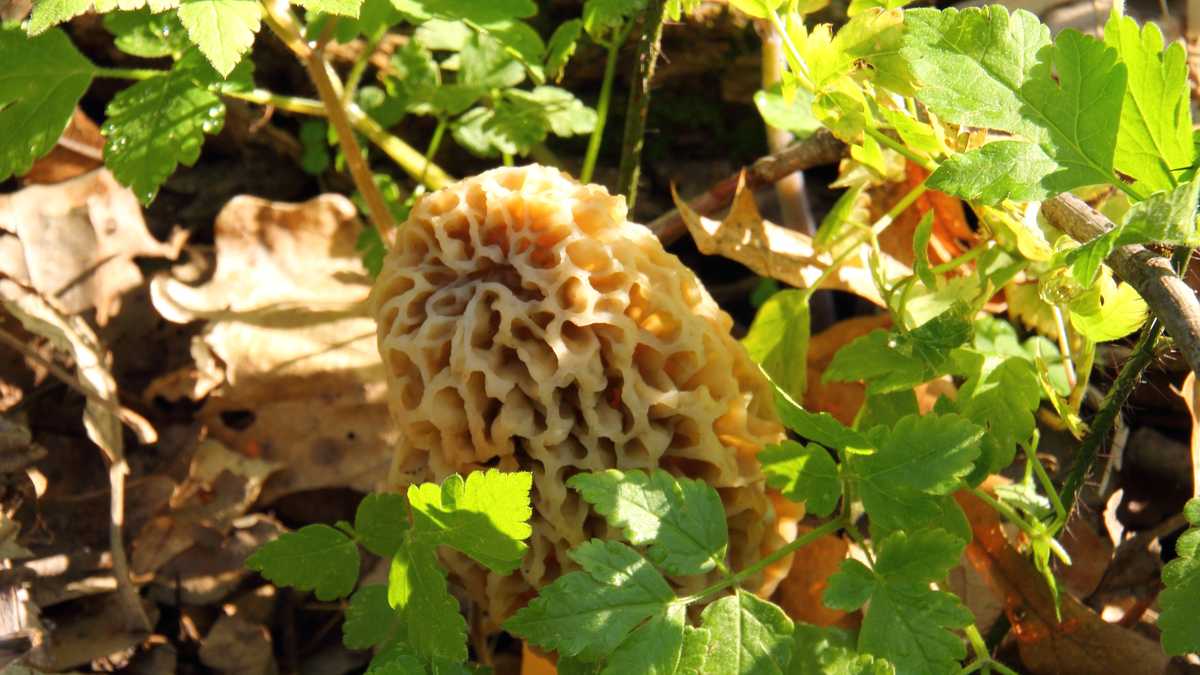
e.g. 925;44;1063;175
370;164;793;623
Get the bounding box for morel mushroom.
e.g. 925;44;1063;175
371;165;795;623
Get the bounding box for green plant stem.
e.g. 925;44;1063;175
228;88;327;116
865;126;937;172
870;180;928;236
929;243;989;275
342;35;381;105
1056;317;1162;516
679;518;844;606
971;486;1039;535
422;117;448;185
616;0;669;208
94;66;163;80
580;23;631;184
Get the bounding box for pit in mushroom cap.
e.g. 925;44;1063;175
370;164;798;623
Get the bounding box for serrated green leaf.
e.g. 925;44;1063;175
854;413;983;496
247;524;360;600
926;140;1059;204
567;469;727;576
758;441;841;517
0;25;95;182
678;625;711;673
743;290;810;403
952;352;1040;474
388;537;468;662
103;9;188;58
294;0;360;17
367;642;427;675
344;584;402;649
791;623;896;674
1160;498;1200;654
698;589;793;674
601;603;686;675
545;19;582;81
774;389;870;450
824;330;931;393
825;530;970;675
505;539;674;660
754;85;819;138
904;7;1127;198
355;492;409;557
583;0;646;38
101;56;225;203
815;184;868;249
407;469;532;574
177;0;261;77
1105;10;1194;195
1068;279;1148;342
28;0;178;35
1114;175;1200;246
856;390;919;431
510;86;596;137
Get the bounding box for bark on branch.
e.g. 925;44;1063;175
648;129;845;244
1041;194;1200;376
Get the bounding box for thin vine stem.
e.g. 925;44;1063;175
580;22;633;183
677;518;844;606
94;66;163;80
616;0;669;207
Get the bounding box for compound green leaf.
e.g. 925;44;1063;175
743;289;810;403
392;0;536;23
952;352;1040;474
354;492;409;557
512;86;596;137
698;590;794;674
568;469;727;576
0;25;95;181
103;9;188;58
101;55;225;203
545;19;582;81
28;0;178;35
388;537;468;662
246;524;360;600
791;623;895;674
407;469;532;574
504;539;674;660
926;140;1058;204
177;0;262;77
825;530;970;675
758;441;841;517
583;0;645;38
460;31;525;88
1160;498;1200;655
754;85;819;138
1105;10;1194;195
855;413;983;496
343;584;402;649
823;330;939;394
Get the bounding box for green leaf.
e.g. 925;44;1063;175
177;0;262;77
697;589;794;674
678;626;711;673
101;55;225;203
1105;10;1195;195
28;0;180;35
728;0;785;19
952;352;1040;474
294;0;360;16
388;537;468;662
583;0;646;39
407;469;532;574
459;31;525;89
0;25;95;182
368;642;427;675
758;441;841;517
567;469;728;576
510;86;597;137
246;524;360;600
791;623;895;674
299;119;331;175
1160;498;1200;655
355;492;409;557
545;18;582;81
854;413;983;496
912;211;936;289
386;40;446;115
392;0;536;23
1068;280;1148;342
743;289;810;403
103;9;188;58
754;85;819;138
824;530;970;675
903;7;1127;198
504;539;674;660
344;584;402;649
602;603;686;675
926;140;1059;204
773;389;870;450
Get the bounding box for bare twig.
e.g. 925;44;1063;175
649;130;845;243
1041;194;1200;377
616;0;669;208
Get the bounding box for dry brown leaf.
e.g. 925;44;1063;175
671;173;908;307
22;109;104;186
149;194;396;502
875;162;975;269
773;523;850;627
1175;372;1200;497
24;594;158;671
0;169;185;324
804;314;891;425
521;642;557;675
198;610;274;675
148;514;285;606
955;490;1169;675
1057;511;1114;599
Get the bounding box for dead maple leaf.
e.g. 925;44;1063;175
0;169;185;325
955;490;1168;675
148;194;396;502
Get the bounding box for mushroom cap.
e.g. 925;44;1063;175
371;165;795;622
